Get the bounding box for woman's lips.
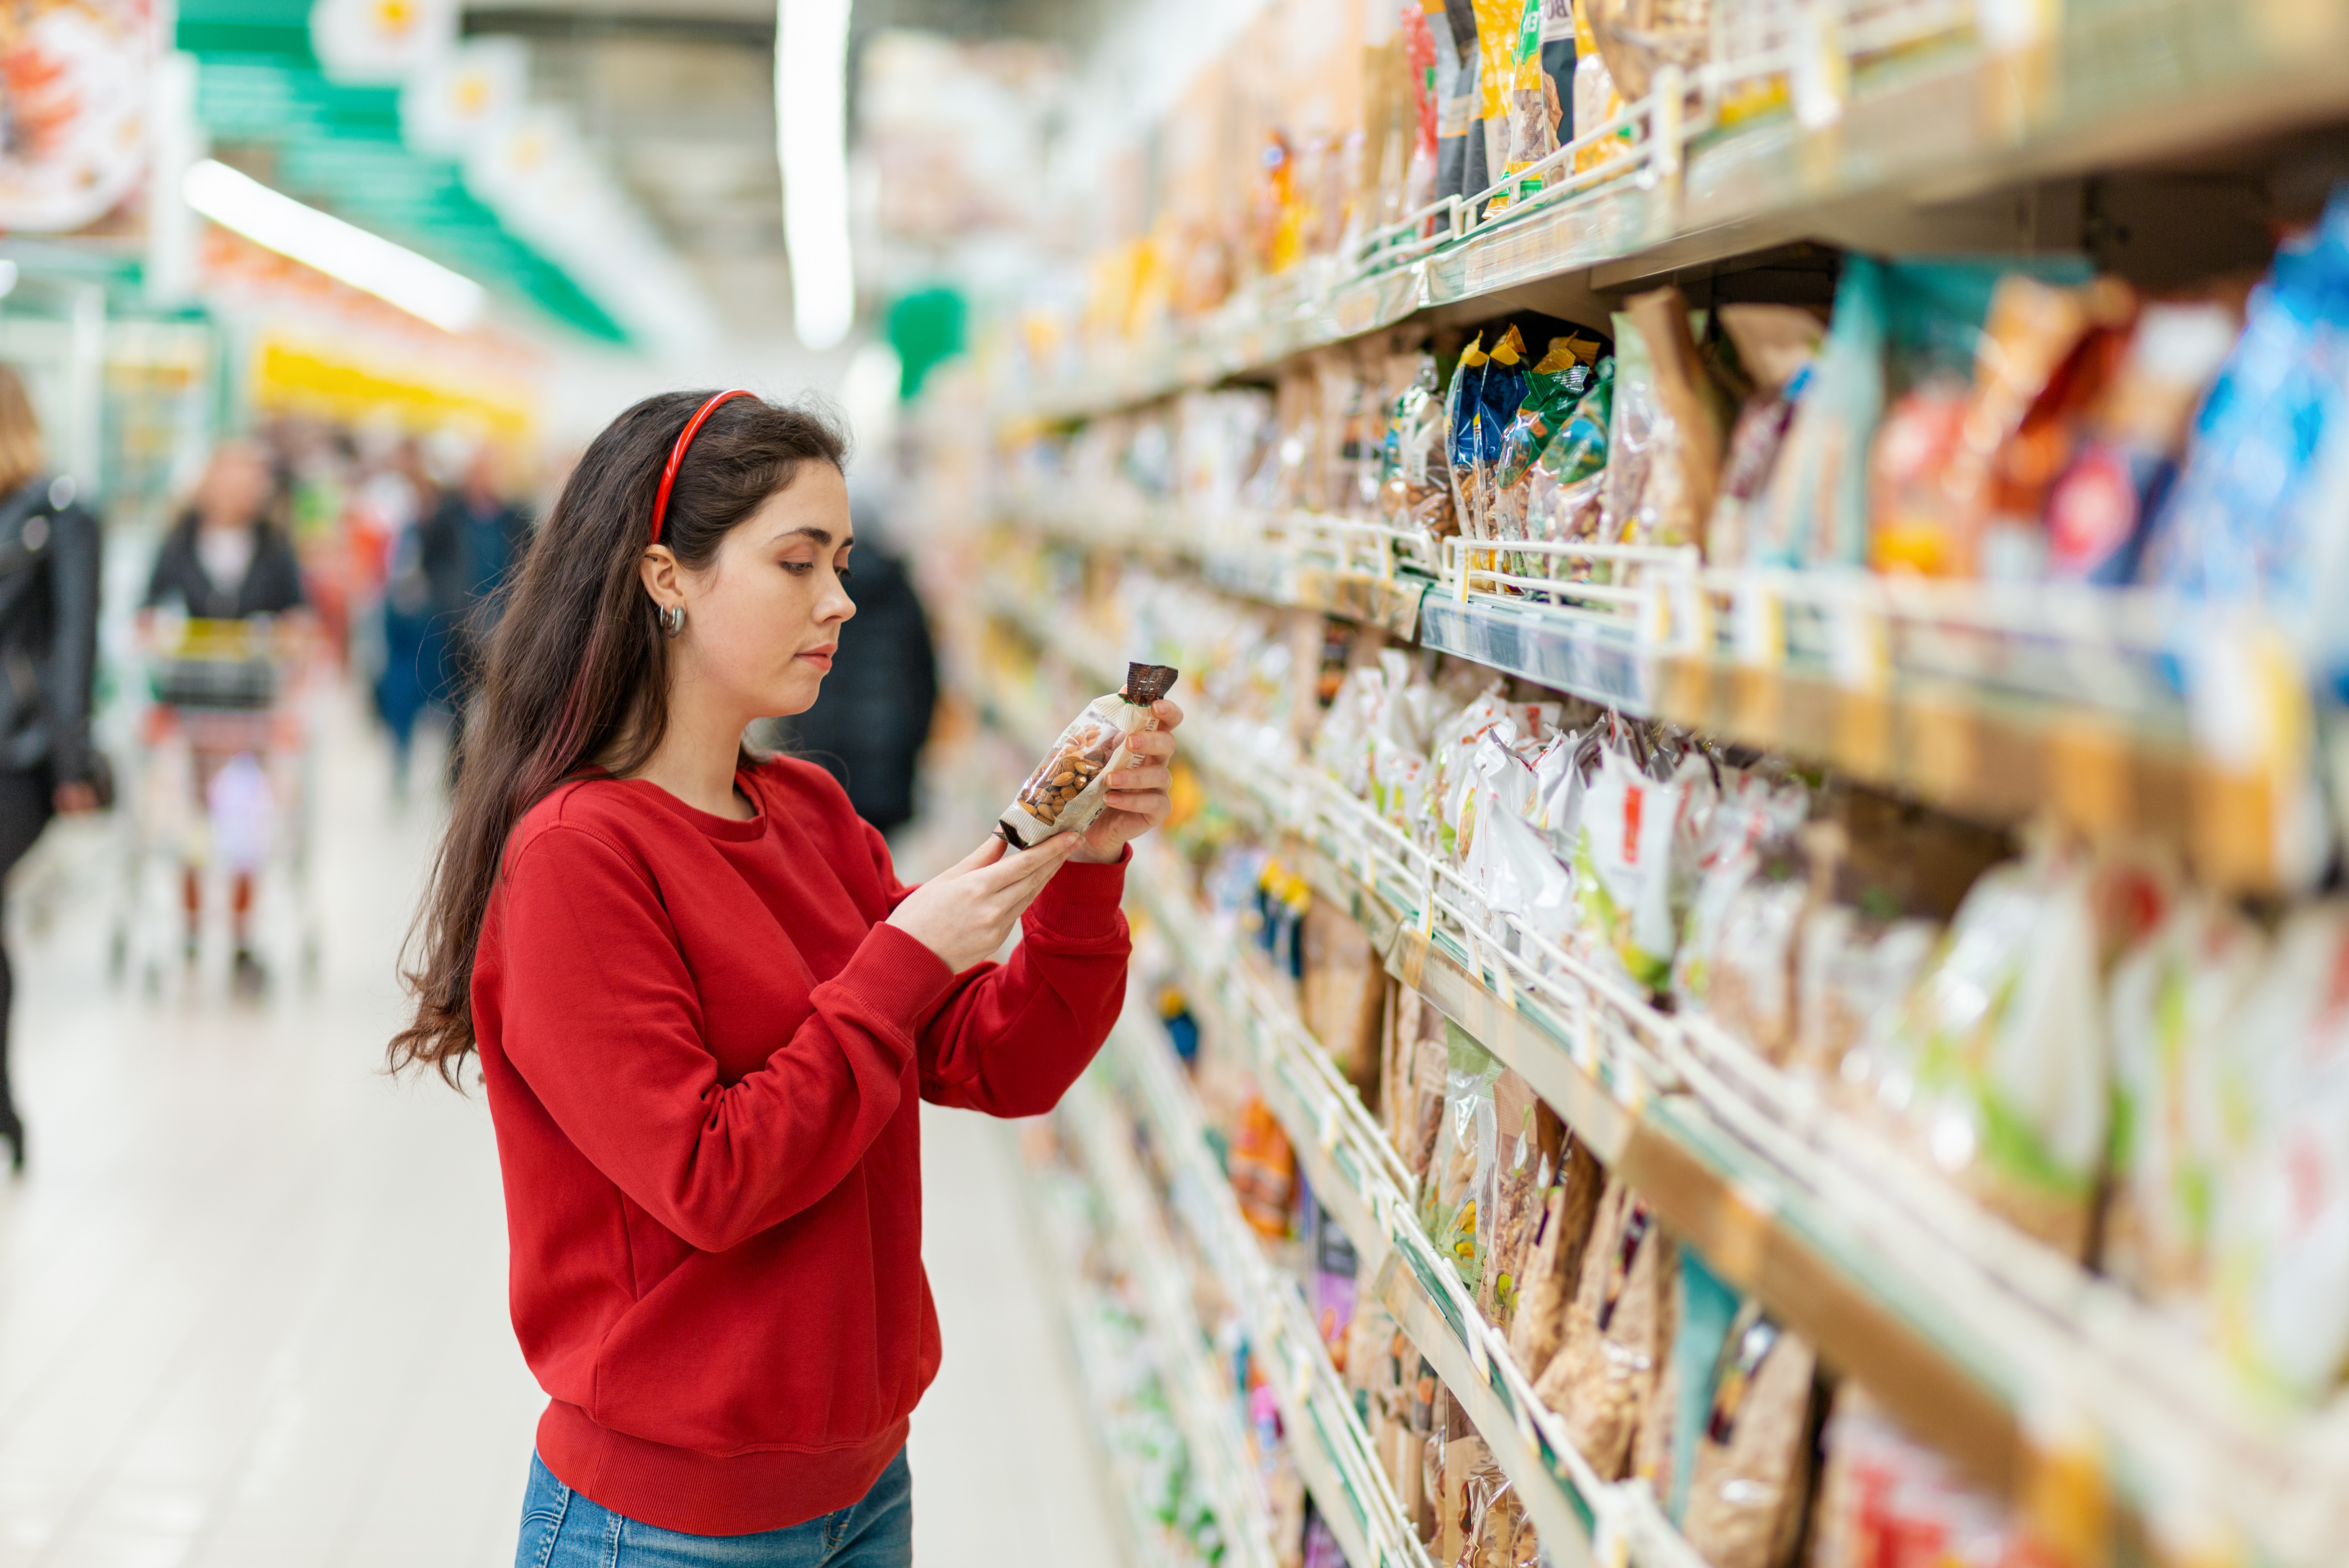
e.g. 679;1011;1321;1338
796;647;836;669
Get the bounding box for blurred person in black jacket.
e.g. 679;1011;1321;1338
426;445;531;782
771;492;936;835
0;367;102;1174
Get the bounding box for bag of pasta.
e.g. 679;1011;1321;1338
997;662;1180;848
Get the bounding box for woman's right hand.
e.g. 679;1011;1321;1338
886;832;1086;974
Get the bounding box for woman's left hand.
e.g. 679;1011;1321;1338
1072;700;1184;864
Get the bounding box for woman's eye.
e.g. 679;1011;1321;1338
837;566;854;582
782;560;814;575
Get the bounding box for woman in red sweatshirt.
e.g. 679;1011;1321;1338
390;391;1177;1566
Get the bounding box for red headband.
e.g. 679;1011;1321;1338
650;389;755;545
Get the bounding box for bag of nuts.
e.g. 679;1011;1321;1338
997;662;1181;849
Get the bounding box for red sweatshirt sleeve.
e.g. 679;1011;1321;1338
497;823;956;1253
857;823;1132;1117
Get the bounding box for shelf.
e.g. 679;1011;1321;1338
1056;1071;1285;1568
1128;850;1714;1568
972;588;2346;1566
1018;1150;1243;1568
1092;1014;1438;1568
1010;0;2349;425
1252;783;2349;1568
993;510;2308;893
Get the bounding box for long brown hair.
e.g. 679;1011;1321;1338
0;366;47;496
390;390;847;1084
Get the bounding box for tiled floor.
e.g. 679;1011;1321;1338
0;691;1122;1567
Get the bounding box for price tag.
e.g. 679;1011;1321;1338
1731;579;1787;669
1318;1099;1344;1157
1491;947;1518;1013
1573;999;1600;1076
1825;597;1890;694
1790;0;1850;129
1975;0;2057;50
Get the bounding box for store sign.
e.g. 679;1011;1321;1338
308;0;457;85
0;0;155;233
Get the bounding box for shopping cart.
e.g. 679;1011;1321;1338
108;615;321;993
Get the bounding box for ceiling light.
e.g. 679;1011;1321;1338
181;159;489;333
776;0;854;351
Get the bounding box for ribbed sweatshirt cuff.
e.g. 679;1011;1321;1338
828;921;957;1034
1024;845;1130;945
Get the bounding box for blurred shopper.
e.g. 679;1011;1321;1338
389;391;1181;1566
771;492;935;834
368;442;444;792
425;444;532;779
143;439;308;989
0;368;102;1174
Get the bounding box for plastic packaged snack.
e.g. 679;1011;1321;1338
2043;303;2234;583
1523;359;1614;575
2144;190;2349;634
1654;1248;1741;1522
2102;891;2266;1309
1495;0;1561;209
1432;0;1480;209
1477;1089;1557;1324
1505;1130;1604;1381
998;662;1180;848
1808;1386;2023;1568
1870;273;2098;577
2212;903;2349;1398
1597;310;1659;550
1383;351;1462;542
1617;288;1726;551
1231;1095;1297;1240
1757;256;1887;568
1883;848;2108;1258
1682;1302;1819;1568
1706;305;1824;567
1672;769;1810;1020
1462;1440;1540;1567
1303;898;1389;1106
1570;0;1629;173
1451;327;1531;540
1791;900;1940;1107
1539;1175;1675;1479
1699;866;1810;1064
1494;334;1603;573
1585;0;1709;104
1570;743;1716;993
1424;1027;1506;1294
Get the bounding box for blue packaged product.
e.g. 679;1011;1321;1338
2144;187;2349;687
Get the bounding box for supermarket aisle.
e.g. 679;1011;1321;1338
0;689;1122;1568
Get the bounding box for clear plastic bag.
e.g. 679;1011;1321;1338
998;662;1180;848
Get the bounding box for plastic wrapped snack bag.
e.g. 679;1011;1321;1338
2102;892;2266;1309
1533;1175;1676;1479
1571;743;1716;993
1422;1025;1505;1296
998;661;1180;848
1505;1131;1605;1382
2213;904;2349;1399
1882;848;2108;1258
1523;361;1615;577
1680;1302;1819;1568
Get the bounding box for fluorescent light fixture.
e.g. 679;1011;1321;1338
181;159;489;333
777;0;854;351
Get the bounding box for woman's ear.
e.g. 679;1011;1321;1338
639;544;682;612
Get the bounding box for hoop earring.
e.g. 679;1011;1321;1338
659;603;686;638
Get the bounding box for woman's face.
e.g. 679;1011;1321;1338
671;463;856;722
197;443;271;528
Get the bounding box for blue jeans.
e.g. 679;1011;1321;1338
515;1449;912;1568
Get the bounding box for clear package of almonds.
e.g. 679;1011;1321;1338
997;662;1180;849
